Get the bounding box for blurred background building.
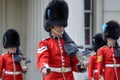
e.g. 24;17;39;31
0;0;120;80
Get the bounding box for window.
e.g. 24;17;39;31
84;0;93;47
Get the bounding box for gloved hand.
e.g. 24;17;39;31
77;60;89;73
20;60;28;73
99;75;104;80
81;60;89;68
41;67;51;78
90;77;94;80
77;64;86;73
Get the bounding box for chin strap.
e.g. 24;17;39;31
51;28;64;36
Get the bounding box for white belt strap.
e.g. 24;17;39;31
105;64;120;67
50;67;71;73
4;71;22;75
90;77;94;80
93;69;98;73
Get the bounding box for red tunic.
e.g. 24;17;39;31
88;53;98;80
0;52;23;80
36;37;79;80
97;46;120;80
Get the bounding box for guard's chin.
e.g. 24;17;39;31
57;31;64;36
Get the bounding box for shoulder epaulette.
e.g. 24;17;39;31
91;52;97;56
100;45;106;49
41;37;50;41
1;52;8;56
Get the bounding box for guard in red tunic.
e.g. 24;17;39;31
97;20;120;80
88;33;106;80
36;0;87;80
0;29;29;80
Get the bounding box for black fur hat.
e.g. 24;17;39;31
44;0;69;32
3;29;20;48
92;33;107;52
102;20;120;40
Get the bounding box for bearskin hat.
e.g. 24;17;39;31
102;20;120;40
3;29;20;48
92;33;107;52
44;0;69;32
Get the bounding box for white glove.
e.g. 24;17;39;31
42;63;51;74
81;60;89;68
41;63;51;78
41;67;51;78
91;77;94;80
0;78;2;80
99;75;104;80
20;60;28;72
42;67;48;74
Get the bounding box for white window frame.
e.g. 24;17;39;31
84;0;93;48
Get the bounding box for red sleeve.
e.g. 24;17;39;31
0;54;4;78
36;40;49;71
88;55;95;80
70;56;79;72
97;48;104;78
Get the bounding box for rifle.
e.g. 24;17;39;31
63;31;89;66
14;48;31;64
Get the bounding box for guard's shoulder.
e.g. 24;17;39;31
41;37;50;41
99;45;106;50
91;52;97;57
1;52;8;56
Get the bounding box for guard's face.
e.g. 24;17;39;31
107;38;116;46
8;47;17;53
51;25;64;36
